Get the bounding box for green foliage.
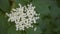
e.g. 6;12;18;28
0;0;60;34
0;15;9;34
0;0;10;12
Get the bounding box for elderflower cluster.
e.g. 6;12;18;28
6;3;40;31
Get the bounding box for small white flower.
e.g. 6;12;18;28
34;27;37;31
6;3;40;31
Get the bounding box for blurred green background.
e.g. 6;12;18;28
0;0;60;34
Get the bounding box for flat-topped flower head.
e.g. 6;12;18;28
6;3;40;31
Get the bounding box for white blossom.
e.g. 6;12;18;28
34;27;37;31
6;3;40;31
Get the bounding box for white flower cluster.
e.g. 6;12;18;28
6;3;40;31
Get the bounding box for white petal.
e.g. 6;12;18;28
34;27;37;31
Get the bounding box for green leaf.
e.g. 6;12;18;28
0;15;9;34
7;25;21;34
0;0;10;12
26;26;42;34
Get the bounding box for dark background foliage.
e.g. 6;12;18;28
0;0;60;34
